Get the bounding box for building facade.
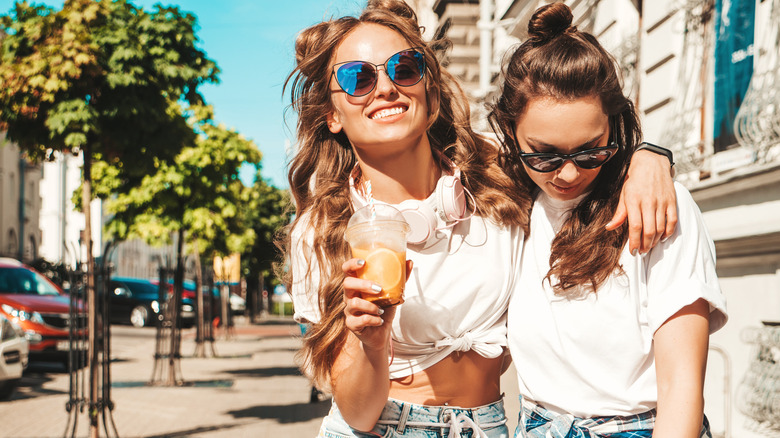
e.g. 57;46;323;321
36;151;105;269
417;0;780;437
39;152;85;267
0;133;42;263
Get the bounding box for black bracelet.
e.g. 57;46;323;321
635;142;674;167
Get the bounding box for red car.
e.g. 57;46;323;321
0;258;87;366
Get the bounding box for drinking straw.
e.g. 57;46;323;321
364;180;376;219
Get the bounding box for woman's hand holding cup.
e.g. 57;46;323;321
341;257;413;349
342;203;412;348
342;257;394;348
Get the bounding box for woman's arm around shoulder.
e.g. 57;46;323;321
608;149;677;255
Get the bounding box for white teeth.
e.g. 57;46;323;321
371;106;405;119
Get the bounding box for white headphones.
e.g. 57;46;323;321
349;158;474;245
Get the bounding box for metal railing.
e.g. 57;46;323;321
734;0;780;164
738;324;780;435
63;244;119;438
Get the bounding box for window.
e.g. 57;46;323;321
0;267;61;296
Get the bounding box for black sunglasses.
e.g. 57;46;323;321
518;143;619;173
332;48;426;97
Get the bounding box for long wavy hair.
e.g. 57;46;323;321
278;0;530;390
488;2;642;295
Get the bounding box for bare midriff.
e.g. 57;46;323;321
388;349;503;407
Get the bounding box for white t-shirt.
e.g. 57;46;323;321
291;190;524;379
507;182;728;417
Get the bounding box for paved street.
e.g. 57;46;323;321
2;316;520;438
2;316;329;438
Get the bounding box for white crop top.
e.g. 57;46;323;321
291;191;524;379
507;182;728;417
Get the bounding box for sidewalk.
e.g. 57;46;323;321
3;315;330;438
3;315;521;438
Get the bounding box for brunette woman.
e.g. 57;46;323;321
488;3;728;437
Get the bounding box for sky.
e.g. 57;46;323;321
0;0;368;188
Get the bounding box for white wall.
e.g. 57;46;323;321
708;271;780;438
38;151;103;267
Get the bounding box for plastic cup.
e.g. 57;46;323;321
344;204;410;307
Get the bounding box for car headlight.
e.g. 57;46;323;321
24;330;43;343
1;303;45;324
151;301;160;313
182;304;194;312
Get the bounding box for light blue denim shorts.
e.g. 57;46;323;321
516;396;712;438
318;397;509;438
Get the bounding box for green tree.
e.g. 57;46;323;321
0;0;217;183
0;0;217;431
240;171;291;319
100;104;262;358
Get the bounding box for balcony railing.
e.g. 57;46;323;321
734;0;780;166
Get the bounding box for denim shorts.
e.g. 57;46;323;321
318;397;509;438
516;396;712;438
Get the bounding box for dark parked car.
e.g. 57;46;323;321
0;258;87;366
108;277;195;328
151;279;222;323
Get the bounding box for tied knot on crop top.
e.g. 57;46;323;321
435;332;476;352
434;332;504;358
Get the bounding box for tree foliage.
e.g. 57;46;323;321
240;170;291;288
0;0;218;166
102;105;262;259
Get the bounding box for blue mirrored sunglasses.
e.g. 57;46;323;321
332;49;426;97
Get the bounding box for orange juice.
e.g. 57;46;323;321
351;245;406;307
344;204;410;307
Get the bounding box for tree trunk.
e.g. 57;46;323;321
246;273;256;323
81;144;99;438
168;227;185;385
221;281;230;339
193;252;205;357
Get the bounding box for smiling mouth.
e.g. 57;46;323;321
370;106;407;120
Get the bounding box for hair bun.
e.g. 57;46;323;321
367;0;418;23
527;2;574;44
295;23;329;66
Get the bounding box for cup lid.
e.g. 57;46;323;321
346;204;410;231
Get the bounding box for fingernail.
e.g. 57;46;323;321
377;308;384;315
371;284;382;292
661;236;669;243
356;259;365;267
631;248;638;256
